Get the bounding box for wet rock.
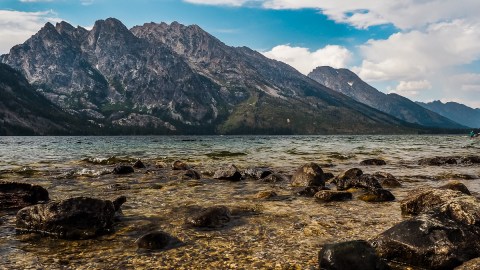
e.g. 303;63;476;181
294;186;327;197
16;196;124;239
460;155;480;164
290;163;325;187
261;173;288;183
418;156;458;166
336;174;382;191
319;240;389;270
323;172;335;181
213;164;242;181
0;181;49;209
112;165;134;175
172;160;189;170
372;214;480;270
360;159;387;166
455;257;480;270
104;183;130;191
183;169;201;180
440;181;471;195
112;196;127;211
334;168;363;183
243;167;273;180
186;205;231;228
255;191;277;200
314;190;352;202
133;160;146;169
373;172;401;188
136;231;182;250
358;189;395;202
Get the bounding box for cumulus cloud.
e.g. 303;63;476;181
388;80;432;98
0;10;62;54
263;44;352;74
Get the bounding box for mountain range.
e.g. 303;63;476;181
0;18;469;135
308;66;465;129
417;101;480;128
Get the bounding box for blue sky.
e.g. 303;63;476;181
0;0;479;108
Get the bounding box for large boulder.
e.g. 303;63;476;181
319;240;389;270
336;174;382;191
213;164;242;181
186;206;231;228
0;181;49;209
16;196;125;239
372;214;480;270
290;163;325;187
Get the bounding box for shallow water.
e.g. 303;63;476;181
1;135;480;269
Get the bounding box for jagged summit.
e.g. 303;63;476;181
1;18;425;134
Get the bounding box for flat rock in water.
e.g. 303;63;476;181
314;190;352;202
440;181;471;195
136;231;182;250
358;189;395;202
113;165;134;174
418;156;458;166
186;206;231;228
360;159;387;166
336;174;382;191
290;163;325;187
172;160;189;170
319;240;389;270
372;214;480;270
213;164;242;181
243;167;272;180
0;181;49;209
16;196;125;239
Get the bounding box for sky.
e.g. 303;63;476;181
0;0;479;108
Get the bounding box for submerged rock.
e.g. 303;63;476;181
261;173;288;183
243;167;273;180
16;196;125;239
358;189;395;202
418;156;458;166
336;174;382;191
314;190;352;202
323;172;335;181
136;231;182;250
255;190;278;200
172;160;189;170
319;240;389;270
440;181;471;195
294;186;327;197
113;165;134;174
290;163;325;187
360;159;387;166
372;214;480;270
133;160;146;169
213;164;242;181
0;181;49;209
186;206;231;228
460;155;480;164
183;169;201;180
373;172;401;188
334;168;363;183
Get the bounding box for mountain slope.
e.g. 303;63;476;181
0;63;90;135
417;101;480;128
1;18;422;134
308;66;465;129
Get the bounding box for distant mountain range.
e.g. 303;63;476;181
417;101;480;128
1;18;423;135
308;66;465;129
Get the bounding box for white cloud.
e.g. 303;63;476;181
263;44;352;74
0;10;62;54
388;80;432;98
80;0;94;6
184;0;254;7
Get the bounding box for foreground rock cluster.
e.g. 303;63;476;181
2;155;480;269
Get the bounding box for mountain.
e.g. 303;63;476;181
308;66;465;129
0;63;91;135
1;18;421;134
417;101;480;128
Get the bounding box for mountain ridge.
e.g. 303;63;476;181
417;100;480;128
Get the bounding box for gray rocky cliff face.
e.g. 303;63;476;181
1;18;423;134
308;66;465;129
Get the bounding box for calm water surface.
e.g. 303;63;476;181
0;135;479;269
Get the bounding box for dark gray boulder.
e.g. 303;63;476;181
213;164;242;181
319;240;389;270
314;190;352;202
184;169;201;180
372;214;480;270
16;196;125;239
0;181;49;209
186;206;231;228
243;167;273;180
332;168;363;185
336;174;382;191
136;231;182;250
113;165;134;174
290;163;325;187
360;159;387;166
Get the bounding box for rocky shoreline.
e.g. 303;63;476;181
1;155;480;269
